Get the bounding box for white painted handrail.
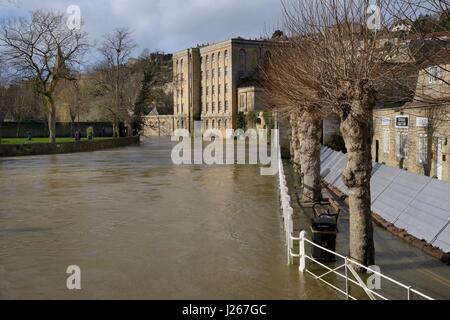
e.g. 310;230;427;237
275;128;434;300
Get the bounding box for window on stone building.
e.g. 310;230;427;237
224;119;228;128
212;85;215;95
428;65;444;84
206;86;209;96
239;49;247;79
396;131;409;159
206;102;209;113
218;52;221;62
218;101;222;112
218;67;221;78
206;70;209;80
225;83;228;94
383;129;390;156
225;100;229;111
212;120;215;129
212;101;216;112
218;120;222;129
225;66;228;77
224;50;228;61
206;55;209;65
212;69;215;79
212;53;215;64
418;134;428;164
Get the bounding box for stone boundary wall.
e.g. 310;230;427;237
0;136;140;158
0;122;114;138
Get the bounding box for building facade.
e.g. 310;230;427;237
172;38;274;136
372;62;450;181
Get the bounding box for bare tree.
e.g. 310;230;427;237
95;28;137;137
264;0;414;268
0;10;88;142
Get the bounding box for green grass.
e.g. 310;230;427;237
0;137;113;145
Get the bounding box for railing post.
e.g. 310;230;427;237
407;286;412;301
299;231;307;272
345;257;349;300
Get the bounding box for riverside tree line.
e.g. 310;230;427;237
0;10;172;142
263;0;450;270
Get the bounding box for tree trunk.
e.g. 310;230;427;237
424;127;434;177
290;114;301;174
46;95;56;143
297;111;323;202
339;81;375;270
113;118;120;138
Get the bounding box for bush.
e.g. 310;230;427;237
237;112;246;130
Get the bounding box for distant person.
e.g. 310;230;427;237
74;131;81;142
101;127;105;137
27;132;32;141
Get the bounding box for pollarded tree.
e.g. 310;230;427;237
264;55;326;202
265;0;413;268
0;10;88;142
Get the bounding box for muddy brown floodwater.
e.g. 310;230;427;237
0;138;338;300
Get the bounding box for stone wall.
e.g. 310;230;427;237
0;122;114;138
0;136;140;158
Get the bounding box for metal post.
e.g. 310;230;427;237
345;257;349;300
407;286;412;300
287;209;293;265
299;231;307;272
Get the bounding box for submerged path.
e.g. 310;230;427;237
284;162;450;300
0;138;338;299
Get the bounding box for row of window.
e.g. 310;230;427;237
201;67;229;81
202;51;229;66
382;130;429;164
203;100;229;113
204;119;229;130
202;84;229;96
176;119;185;129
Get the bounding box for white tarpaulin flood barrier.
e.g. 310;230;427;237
320;146;450;253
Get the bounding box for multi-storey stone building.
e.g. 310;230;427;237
172;38;274;135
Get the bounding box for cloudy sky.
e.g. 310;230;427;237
0;0;283;56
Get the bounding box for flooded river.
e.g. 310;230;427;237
0;138;336;299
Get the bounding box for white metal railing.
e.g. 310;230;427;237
275;130;434;301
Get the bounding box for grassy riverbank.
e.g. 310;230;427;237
0;137;113;145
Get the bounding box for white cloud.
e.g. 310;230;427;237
0;0;282;56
